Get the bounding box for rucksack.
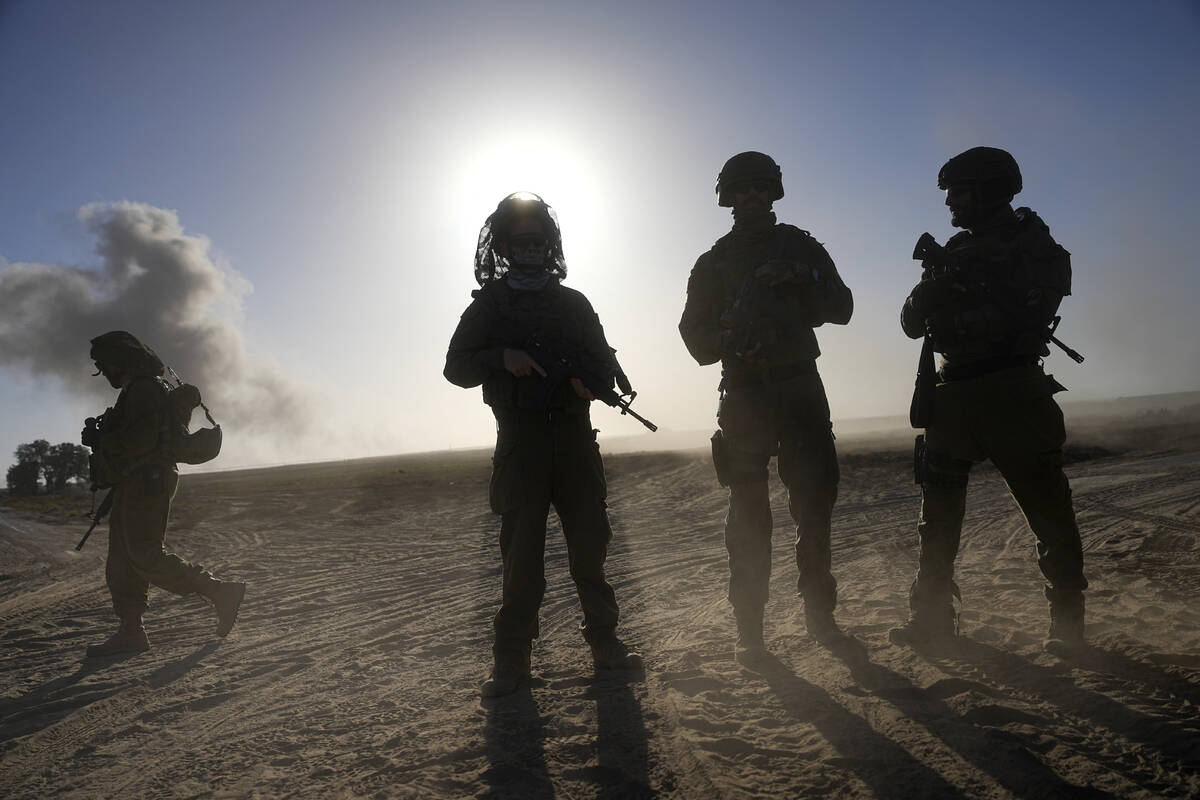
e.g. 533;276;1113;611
162;374;223;465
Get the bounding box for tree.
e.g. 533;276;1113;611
6;439;90;496
15;439;50;470
43;443;91;492
6;461;41;496
8;440;50;496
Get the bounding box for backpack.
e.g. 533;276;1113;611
163;379;223;465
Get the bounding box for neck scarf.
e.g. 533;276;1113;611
506;269;552;292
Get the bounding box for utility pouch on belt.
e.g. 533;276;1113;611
909;336;936;428
913;434;927;486
711;430;732;488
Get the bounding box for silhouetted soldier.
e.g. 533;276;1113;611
890;147;1088;652
83;331;245;656
445;192;642;697
679;152;853;659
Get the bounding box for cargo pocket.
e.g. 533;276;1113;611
488;431;520;515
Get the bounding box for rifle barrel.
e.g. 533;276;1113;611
619;403;658;432
1050;335;1085;364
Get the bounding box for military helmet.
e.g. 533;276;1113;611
89;331;164;377
716;151;784;207
937;147;1022;202
474;192;567;286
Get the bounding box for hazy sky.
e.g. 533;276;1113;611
2;0;1198;471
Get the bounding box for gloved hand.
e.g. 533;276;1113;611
908;274;962;318
925;310;961;348
81;422;100;448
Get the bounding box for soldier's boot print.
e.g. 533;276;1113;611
481;644;531;698
198;576;246;637
1044;586;1085;653
86;613;150;657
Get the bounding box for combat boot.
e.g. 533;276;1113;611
734;608;766;663
1044;587;1085;653
799;575;841;643
889;581;957;648
198;576;246;637
804;606;841;643
481;645;531;698
888;610;955;647
86;614;150;657
587;633;643;671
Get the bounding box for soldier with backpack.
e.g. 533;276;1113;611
81;330;245;657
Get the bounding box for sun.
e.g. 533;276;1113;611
446;127;611;267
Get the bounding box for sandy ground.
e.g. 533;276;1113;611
2;417;1199;799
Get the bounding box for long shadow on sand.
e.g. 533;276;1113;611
1060;638;1200;712
753;651;968;800
588;670;653;799
482;684;554;800
0;640;222;753
823;636;1118;800
924;637;1200;798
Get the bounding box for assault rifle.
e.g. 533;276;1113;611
523;337;658;432
912;232;1084;364
76;489;114;551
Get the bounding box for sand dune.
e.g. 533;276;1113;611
2;419;1198;798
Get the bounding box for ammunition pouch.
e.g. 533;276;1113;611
710;430;732;488
909;336;936;428
912;434;927;486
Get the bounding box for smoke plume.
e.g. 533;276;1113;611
0;201;319;462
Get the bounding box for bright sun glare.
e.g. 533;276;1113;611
448;128;610;264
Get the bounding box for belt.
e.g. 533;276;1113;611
722;360;817;388
940;355;1039;382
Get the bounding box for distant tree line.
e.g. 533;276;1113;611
5;440;90;496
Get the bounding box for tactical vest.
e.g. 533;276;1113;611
473;280;590;412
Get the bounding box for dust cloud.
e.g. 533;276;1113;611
0;201;321;462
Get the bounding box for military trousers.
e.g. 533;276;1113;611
715;370;840;620
488;407;620;654
913;365;1087;611
106;465;208;619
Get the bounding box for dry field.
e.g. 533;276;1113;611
2;413;1199;799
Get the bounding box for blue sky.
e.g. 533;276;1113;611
2;1;1198;469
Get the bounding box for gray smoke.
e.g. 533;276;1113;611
0;201;318;454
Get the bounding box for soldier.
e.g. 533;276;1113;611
445;192;642;698
889;147;1088;652
82;331;245;657
679;152;853;659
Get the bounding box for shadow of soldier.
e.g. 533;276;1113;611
820;635;1119;800
919;636;1200;797
1057;636;1200;710
751;650;969;800
0;640;222;751
587;669;653;799
481;681;553;800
